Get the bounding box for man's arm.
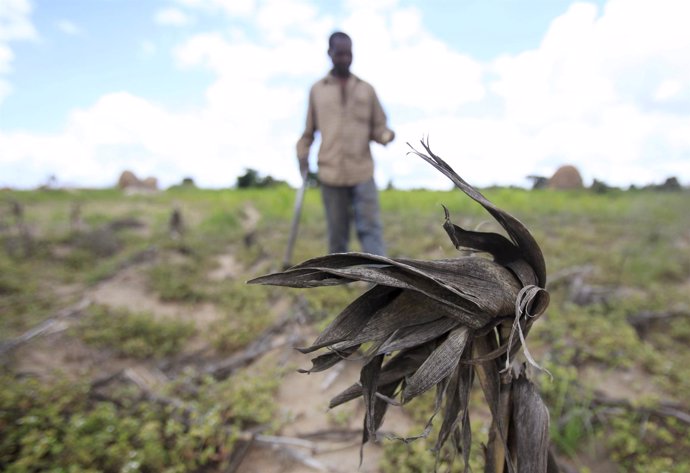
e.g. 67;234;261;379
296;87;317;173
370;90;394;146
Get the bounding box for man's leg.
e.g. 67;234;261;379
320;183;352;253
353;178;385;256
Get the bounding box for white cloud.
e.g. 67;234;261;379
255;0;324;43
173;30;328;81
212;0;256;17
0;44;13;75
172;0;256;18
0;0;36;42
2;0;690;190
479;0;690;186
654;79;682;102
1;92;265;188
343;6;485;113
56;19;81;36
154;7;193;27
345;0;398;10
0;0;37;105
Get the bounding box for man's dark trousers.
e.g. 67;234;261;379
320;178;385;256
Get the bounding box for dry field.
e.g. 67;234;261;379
1;182;689;472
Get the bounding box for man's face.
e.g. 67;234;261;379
328;37;352;77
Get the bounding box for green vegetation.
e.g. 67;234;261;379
76;305;194;359
148;258;207;303
0;252;50;335
1;184;689;471
235;168;287;188
0;367;280;472
380;421;489;473
209;282;276;352
602;414;690;472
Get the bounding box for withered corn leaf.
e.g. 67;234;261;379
329;344;433;409
510;368;551;473
435;360;473;472
408;141;547;288
374;316;461;356
247;141;555;472
402;326;469;402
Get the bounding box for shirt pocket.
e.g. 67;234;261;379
351;96;371;123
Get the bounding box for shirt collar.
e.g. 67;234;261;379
323;72;359;85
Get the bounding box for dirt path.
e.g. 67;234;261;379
240;345;414;473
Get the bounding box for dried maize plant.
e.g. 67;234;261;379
249;141;556;473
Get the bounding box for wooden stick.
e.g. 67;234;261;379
0;298;91;357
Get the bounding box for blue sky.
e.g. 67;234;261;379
1;0;689;190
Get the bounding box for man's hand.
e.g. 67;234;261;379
382;129;395;145
298;157;309;176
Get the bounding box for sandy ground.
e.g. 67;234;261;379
239;348;415;473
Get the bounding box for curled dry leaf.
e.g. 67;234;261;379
248;140;555;472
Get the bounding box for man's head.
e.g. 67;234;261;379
328;32;352;78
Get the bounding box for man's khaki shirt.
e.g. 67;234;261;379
296;73;393;186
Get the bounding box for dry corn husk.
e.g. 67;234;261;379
249;141;556;472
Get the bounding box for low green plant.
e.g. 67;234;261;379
0;375;171;472
534;302;654;369
209;282;276;352
214;369;281;428
0;254;53;337
78;243;154;284
379;419;488;473
168;367;282;432
62;247;95;271
599;412;690;472
0;371;273;472
303;284;361;329
76;305;194;359
197;209;240;241
148;258;206;303
537;362;593;456
635;307;690;405
380;436;451;473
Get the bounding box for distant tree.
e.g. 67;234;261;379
527;175;549;190
641;176;683;191
236;168;286;188
590;178;613;194
659;177;681;191
236;169;259;188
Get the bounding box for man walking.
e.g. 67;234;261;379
296;31;395;256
